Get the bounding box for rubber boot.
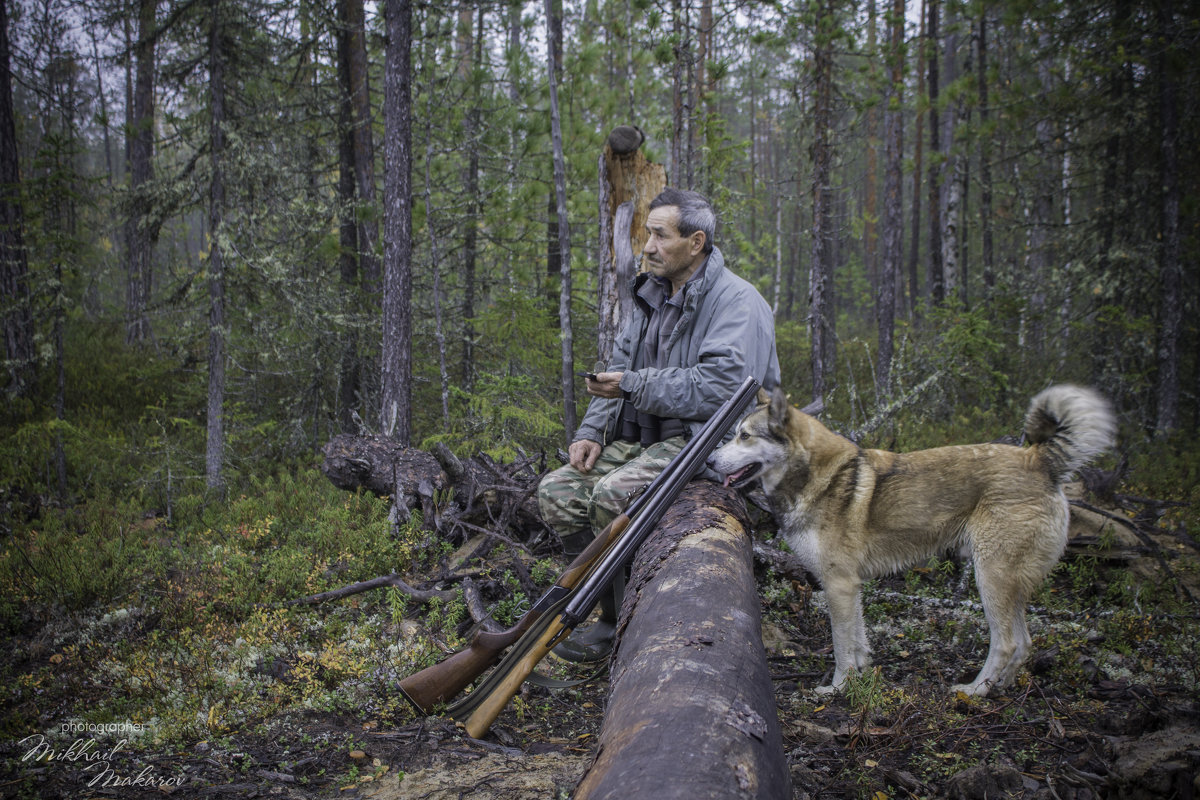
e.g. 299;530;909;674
553;529;624;663
553;585;620;663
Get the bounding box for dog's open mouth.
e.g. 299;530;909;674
722;463;761;488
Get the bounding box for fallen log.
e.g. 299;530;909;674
575;481;791;800
321;433;445;509
320;434;552;547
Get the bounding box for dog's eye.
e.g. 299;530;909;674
739;431;749;440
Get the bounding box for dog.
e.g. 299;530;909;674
708;385;1116;696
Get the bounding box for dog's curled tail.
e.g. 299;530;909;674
1024;384;1116;483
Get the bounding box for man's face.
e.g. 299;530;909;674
643;206;705;290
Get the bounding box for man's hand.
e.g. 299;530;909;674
585;371;624;399
568;439;602;473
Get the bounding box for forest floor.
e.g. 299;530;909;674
2;484;1198;799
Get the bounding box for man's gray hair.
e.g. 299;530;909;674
650;188;716;254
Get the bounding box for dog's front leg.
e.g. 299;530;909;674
818;575;871;693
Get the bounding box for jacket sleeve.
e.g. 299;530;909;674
619;283;777;422
571;310;641;445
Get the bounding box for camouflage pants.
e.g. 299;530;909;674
537;436;686;555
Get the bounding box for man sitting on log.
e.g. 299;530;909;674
538;188;781;662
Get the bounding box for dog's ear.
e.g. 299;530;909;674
768;387;790;435
755;387;771;408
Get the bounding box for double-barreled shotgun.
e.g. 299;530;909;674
398;374;763;738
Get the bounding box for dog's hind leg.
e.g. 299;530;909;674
953;554;1032;696
820;575;872;693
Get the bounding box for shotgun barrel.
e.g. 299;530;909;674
454;375;761;737
559;375;762;629
398;376;761;732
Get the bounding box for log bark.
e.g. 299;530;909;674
575;482;791;799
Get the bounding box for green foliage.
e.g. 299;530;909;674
0;464;412;743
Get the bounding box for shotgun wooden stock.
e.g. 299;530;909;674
398;511;631;712
460;613;571;738
398;375;762;733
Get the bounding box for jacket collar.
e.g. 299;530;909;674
631;245;726;301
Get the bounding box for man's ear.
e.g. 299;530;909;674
690;230;706;256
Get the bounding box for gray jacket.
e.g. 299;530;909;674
574;246;781;446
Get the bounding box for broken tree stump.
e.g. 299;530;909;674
575;481;791;800
597;126;666;365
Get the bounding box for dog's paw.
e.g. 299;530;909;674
812;683;840;696
950;682;990;697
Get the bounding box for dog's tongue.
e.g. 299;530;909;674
723;466;747;487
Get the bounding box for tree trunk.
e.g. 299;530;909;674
124;0;157;345
1025;32;1055;354
939;25;962;303
809;0;836;403
697;0;713;194
670;0;683;183
336;7;361;431
0;0;32;395
381;0;413;444
925;0;943;305
460;4;482;391
546;0;576;441
423;33;451;428
544;0;563;308
206;0;228;493
906;0;925;314
941;117;961;301
343;0;379;286
976;9;994;294
864;0;879;298
877;0;903;400
575;482;790;800
1090;0;1132;387
1153;0;1181;436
